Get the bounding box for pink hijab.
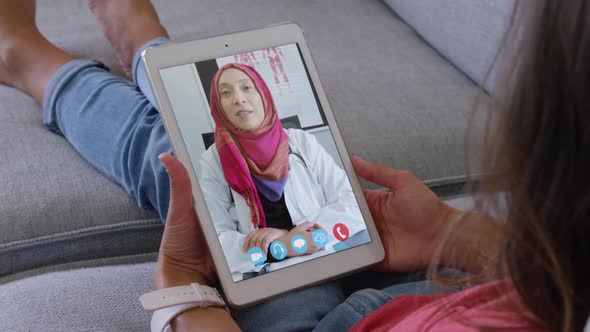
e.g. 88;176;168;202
210;63;289;229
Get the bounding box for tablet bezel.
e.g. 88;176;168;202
141;23;385;308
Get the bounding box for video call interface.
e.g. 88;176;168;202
160;43;372;282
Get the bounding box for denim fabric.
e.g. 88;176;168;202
42;59;172;221
314;270;469;331
131;37;171;109
42;36;170;222
314;287;396;332
230;281;345;332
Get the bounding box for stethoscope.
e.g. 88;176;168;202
288;147;308;170
287;147;328;205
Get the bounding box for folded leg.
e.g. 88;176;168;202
42;59;172;220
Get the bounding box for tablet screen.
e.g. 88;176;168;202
159;43;372;282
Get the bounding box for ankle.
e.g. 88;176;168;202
1;33;74;103
89;0;169;76
129;20;169;59
0;37;30;90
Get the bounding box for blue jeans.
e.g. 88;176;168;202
41;38;462;331
314;272;468;331
42;37;173;221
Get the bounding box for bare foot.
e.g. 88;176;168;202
0;51;16;89
0;0;75;103
0;0;38;90
89;0;169;78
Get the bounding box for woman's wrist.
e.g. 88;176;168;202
422;206;463;269
155;263;213;289
153;269;239;332
153;265;238;332
172;307;240;332
439;210;501;274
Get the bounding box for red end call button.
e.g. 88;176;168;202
333;223;349;242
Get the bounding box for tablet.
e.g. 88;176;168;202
141;23;384;308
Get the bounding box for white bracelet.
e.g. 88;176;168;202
140;284;227;332
151;302;203;332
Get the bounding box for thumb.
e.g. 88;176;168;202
352;156;406;191
159;153;196;225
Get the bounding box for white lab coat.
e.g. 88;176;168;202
199;128;366;281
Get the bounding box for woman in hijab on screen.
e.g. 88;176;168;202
199;63;367;281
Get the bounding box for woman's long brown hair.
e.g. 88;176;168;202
434;0;590;331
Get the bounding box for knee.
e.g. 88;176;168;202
344;288;392;316
314;288;385;332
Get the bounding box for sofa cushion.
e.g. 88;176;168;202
1;0;485;276
0;220;163;278
0;197;473;332
384;0;514;90
0;262;154;331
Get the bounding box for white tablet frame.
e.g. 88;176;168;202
142;22;385;308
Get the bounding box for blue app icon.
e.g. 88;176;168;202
312;229;329;248
247;247;267;266
269;240;288;260
291;235;308;254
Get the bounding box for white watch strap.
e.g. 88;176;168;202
151;302;202;332
141;284;227;332
140;283;225;311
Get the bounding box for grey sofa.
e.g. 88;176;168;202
0;0;510;330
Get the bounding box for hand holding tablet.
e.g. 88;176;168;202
142;23;384;307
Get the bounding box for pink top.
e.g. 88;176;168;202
350;280;547;332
